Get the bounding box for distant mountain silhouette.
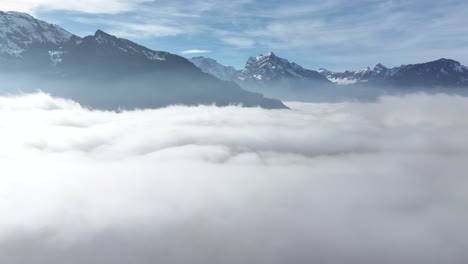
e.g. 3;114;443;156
190;56;238;82
319;59;468;88
192;53;468;101
191;52;332;100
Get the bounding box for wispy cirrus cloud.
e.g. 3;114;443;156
180;49;211;54
1;0;149;14
221;37;256;48
72;17;185;38
233;0;468;69
10;0;468;70
110;23;184;38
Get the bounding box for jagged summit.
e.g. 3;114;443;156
94;29;111;38
190;52;331;98
91;29;124;43
94;29;107;35
92;29;123;42
91;29;122;45
254;51;277;61
51;29;170;64
248;51;284;65
239;51;329;83
374;63;387;70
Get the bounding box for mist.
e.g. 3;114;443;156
239;79;468;103
1;92;468;264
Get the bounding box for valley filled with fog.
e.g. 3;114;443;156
1;92;467;264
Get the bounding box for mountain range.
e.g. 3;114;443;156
0;11;287;109
319;59;468;87
190;52;333;100
2;10;468;107
190;53;468;100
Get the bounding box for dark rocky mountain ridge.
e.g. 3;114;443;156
0;11;287;110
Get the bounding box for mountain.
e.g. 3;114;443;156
235;52;333;100
0;11;287;110
190;53;468;102
237;52;329;83
192;51;468;92
0;11;72;57
318;63;388;85
189;56;237;81
319;59;468;88
189;52;332;100
386;59;468;87
191;52;330;85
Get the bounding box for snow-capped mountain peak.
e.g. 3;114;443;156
254;51;277;61
374;63;386;69
189;52;331;93
0;11;72;56
248;51;288;67
318;63;392;85
239;52;329;83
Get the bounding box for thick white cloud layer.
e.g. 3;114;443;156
1;93;468;264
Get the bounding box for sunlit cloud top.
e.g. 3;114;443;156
1;92;468;263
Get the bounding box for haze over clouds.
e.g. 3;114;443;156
1;93;468;263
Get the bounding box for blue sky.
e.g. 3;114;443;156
4;0;468;70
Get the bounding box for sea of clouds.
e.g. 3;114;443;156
1;93;468;264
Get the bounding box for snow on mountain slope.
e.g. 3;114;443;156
318;63;389;85
320;59;468;87
189;52;330;84
238;52;329;83
0;11;72;56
